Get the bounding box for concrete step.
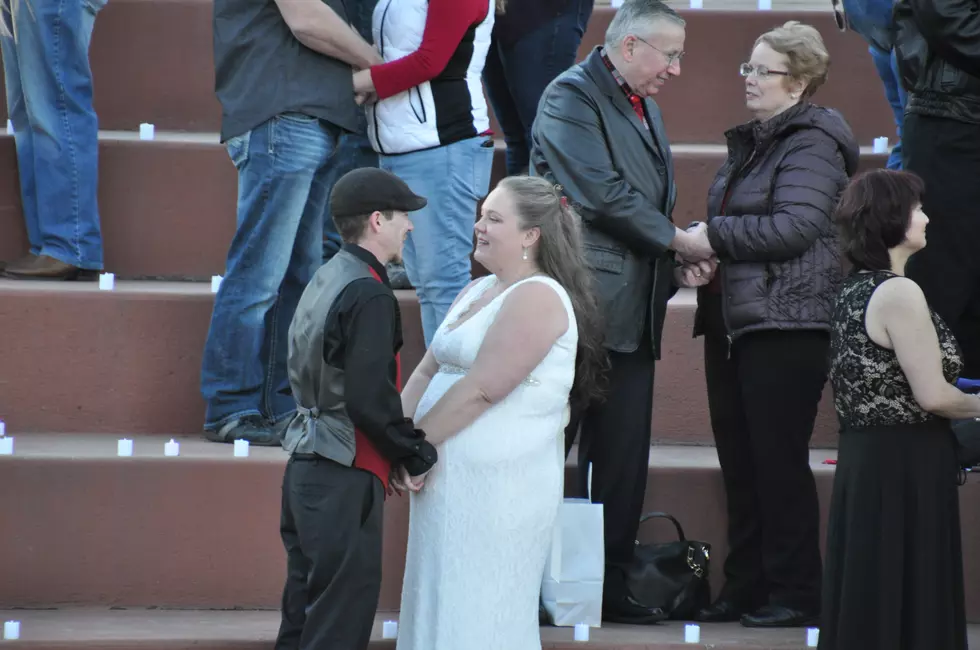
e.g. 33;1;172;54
0;134;889;279
5;608;948;650
4;436;980;622
0;282;839;446
0;434;836;611
0;5;893;145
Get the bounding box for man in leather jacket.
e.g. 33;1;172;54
530;0;714;625
894;0;980;376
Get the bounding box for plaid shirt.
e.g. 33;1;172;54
600;47;649;130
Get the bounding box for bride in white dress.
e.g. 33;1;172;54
391;176;607;650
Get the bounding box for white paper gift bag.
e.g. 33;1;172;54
541;462;605;627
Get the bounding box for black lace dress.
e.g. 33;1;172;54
819;271;966;650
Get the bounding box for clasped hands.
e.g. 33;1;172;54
388;465;428;497
674;222;719;288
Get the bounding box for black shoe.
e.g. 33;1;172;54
740;605;818;628
696;599;749;623
602;594;668;625
204;415;281;447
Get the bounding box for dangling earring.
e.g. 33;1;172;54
522;247;528;261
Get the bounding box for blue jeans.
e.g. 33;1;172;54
1;0;105;268
482;0;593;176
380;137;494;345
201;113;341;431
869;45;907;170
322;125;377;263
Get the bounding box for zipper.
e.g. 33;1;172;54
714;142;761;360
370;0;394;155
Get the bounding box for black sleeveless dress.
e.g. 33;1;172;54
818;271;967;650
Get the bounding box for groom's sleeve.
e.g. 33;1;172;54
341;291;438;475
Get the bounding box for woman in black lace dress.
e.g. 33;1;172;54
820;169;980;650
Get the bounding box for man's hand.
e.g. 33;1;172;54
673;222;715;261
388;465;427;496
674;263;711;288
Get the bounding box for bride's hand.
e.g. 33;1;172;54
402;466;428;493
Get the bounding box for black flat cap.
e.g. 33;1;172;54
330;167;428;218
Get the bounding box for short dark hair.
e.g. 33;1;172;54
332;210;394;244
834;169;925;271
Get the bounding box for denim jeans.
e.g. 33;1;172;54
321;124;377;263
201;113;342;431
380;136;494;345
1;0;106;268
482;0;593;176
869;45;907;171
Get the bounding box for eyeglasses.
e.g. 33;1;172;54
632;35;684;66
740;63;790;78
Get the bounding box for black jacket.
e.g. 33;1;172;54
894;0;980;124
531;48;678;357
696;102;860;341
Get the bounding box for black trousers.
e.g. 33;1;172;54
565;333;656;602
702;294;826;612
274;456;384;650
904;113;980;377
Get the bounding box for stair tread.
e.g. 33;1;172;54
1;607;948;649
0;432;839;468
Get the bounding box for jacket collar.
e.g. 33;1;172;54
583;47;664;160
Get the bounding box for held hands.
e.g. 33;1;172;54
352;69;376;103
675;222;715;262
388;465;428;497
674;256;718;288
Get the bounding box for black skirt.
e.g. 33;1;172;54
818;420;967;650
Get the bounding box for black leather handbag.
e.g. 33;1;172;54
624;512;711;620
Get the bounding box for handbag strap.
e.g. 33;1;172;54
638;511;687;541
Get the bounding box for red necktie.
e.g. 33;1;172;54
628;93;647;127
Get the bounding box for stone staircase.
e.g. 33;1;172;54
3;3;978;649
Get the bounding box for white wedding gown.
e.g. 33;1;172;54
396;275;577;650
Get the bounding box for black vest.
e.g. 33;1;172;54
213;0;363;141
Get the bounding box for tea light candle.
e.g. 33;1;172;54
382;621;397;639
118;439;134;457
873;136;889;153
211;275;223;293
684;624;700;643
164;439;180;457
233;439;249;457
99;272;115;291
807;627;820;647
3;621;20;640
0;437;13;455
573;623;589;642
139;123;155;140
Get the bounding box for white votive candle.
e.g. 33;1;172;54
6;120;12;133
807;627;820;647
573;623;589;642
0;437;12;455
164;439;180;457
758;0;772;8
139;123;155;140
685;624;701;643
690;0;703;7
233;439;250;457
117;439;134;457
3;621;20;640
99;273;115;291
0;421;5;437
382;620;397;639
211;275;223;293
873;136;889;153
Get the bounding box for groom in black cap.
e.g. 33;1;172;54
275;167;439;650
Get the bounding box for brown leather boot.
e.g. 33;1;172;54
3;254;99;281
